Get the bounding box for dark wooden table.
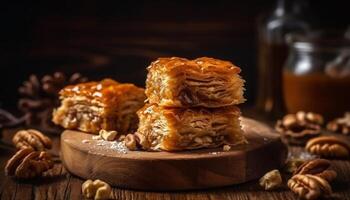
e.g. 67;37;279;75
1;110;350;200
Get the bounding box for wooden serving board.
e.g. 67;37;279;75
61;118;287;191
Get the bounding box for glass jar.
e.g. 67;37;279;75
283;32;350;119
256;0;310;117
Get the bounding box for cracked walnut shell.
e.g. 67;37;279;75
12;129;52;151
82;179;111;200
294;159;337;182
327;112;350;135
5;148;53;179
288;174;332;200
306;136;350;158
259;169;283;190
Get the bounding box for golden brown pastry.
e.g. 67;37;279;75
52;79;146;134
146;57;245;108
136;104;246;151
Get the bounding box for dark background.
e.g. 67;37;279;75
1;0;349;110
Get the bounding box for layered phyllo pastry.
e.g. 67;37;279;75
52;79;146;134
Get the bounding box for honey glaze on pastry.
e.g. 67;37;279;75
52;79;146;134
146;57;245;108
136;104;246;151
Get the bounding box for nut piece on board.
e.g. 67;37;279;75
275;111;322;145
327;112;350;135
12;129;52;151
259;169;283;190
306;136;350;158
124;133;143;151
294;159;337;182
288;174;332;200
99;130;118;141
5;148;53;179
82;179;111;200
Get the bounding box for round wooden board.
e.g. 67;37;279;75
61;117;287;191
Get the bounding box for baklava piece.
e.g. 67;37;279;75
52;79;146;134
146;57;245;108
136;104;246;151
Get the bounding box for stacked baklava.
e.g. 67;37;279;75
136;57;246;151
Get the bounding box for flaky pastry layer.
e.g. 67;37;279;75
136;104;246;151
146;57;245;108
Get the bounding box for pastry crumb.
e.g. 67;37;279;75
82;139;90;144
92;135;102;140
223;145;231;151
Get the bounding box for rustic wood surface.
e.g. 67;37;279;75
61;118;287;190
1;111;350;200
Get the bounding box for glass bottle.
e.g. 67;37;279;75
283;32;350;120
256;0;310;117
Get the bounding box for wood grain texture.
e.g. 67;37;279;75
60;118;287;190
1;111;350;199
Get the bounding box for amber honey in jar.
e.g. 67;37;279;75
283;32;350;119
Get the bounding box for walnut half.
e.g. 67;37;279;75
5;148;53;179
259;169;283;190
306;136;350;158
275;111;322;145
294;159;337;182
82;179;111;200
288;174;332;200
12;129;52;151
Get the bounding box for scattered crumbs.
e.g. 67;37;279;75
82;139;90;144
96;140;108;146
287;151;318;161
92;135;102;140
111;141;128;154
299;151;318;160
223;145;231;151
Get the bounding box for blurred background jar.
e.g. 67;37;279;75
256;0;311;117
283;32;350;120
